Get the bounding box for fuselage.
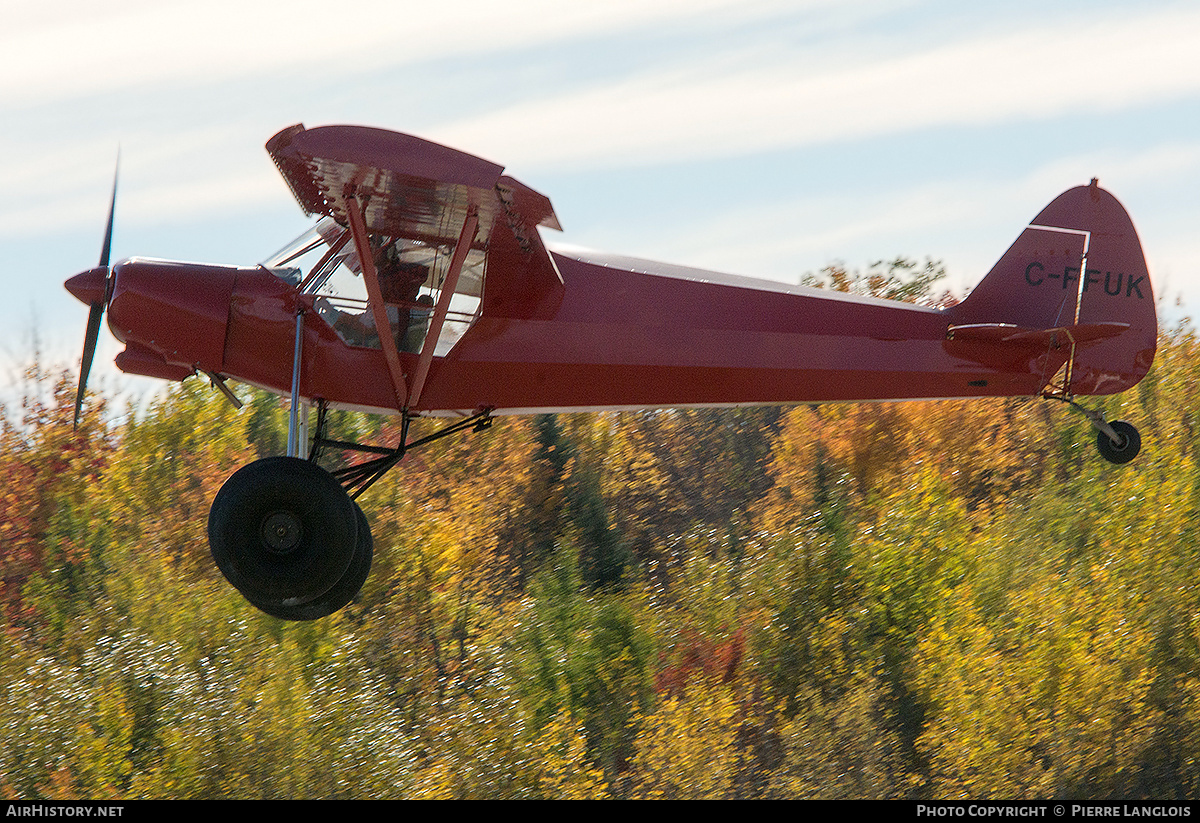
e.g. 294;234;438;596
104;247;1069;417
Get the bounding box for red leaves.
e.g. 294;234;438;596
655;628;745;697
0;369;114;624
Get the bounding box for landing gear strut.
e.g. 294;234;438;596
1038;325;1143;466
1044;394;1141;465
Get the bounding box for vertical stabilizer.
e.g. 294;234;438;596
949;181;1157;395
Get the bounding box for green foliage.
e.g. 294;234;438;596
915;573;1160;798
514;550;652;786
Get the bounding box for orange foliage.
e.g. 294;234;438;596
0;370;114;624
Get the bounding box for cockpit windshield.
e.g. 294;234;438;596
262;218;485;357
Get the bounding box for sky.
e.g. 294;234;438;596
2;0;1198;408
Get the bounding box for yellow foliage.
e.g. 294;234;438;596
916;573;1160;797
532;713;608;799
770;671;913;799
629;680;740;799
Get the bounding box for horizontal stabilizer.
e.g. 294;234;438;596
947;321;1130;348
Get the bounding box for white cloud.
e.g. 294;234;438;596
436;6;1200;171
9;1;1196;239
0;0;821;107
595;140;1200;299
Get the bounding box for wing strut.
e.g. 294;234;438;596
407;206;480;409
344;194;408;411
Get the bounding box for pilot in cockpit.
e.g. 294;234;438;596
333;239;430;351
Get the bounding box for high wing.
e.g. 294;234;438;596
265;123;564;407
266;123;562;300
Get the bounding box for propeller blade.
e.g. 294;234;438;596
74;302;104;428
99;154;118;269
74;155;119;429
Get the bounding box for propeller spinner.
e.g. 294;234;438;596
65;161;118;428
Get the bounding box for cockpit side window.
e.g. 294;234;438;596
263;219;485;355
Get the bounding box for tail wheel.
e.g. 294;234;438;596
1096;420;1141;465
245;503;373;621
208;456;356;603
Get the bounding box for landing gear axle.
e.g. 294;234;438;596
242;502;374;621
1095;419;1141;465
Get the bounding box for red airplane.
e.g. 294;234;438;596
65;124;1157;620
